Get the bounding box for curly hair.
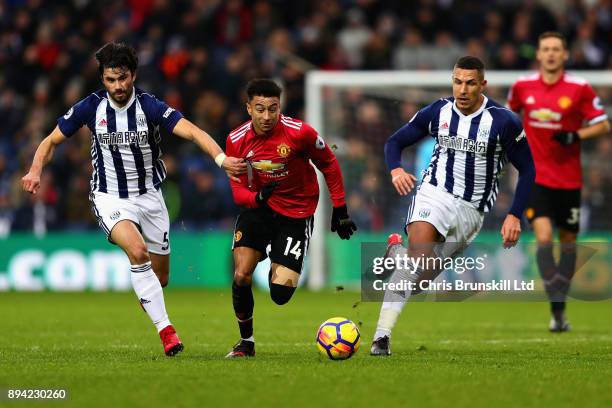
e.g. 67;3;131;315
94;42;138;76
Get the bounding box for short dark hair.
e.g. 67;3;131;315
538;31;567;49
246;79;282;101
95;42;138;76
454;56;485;79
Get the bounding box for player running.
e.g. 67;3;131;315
21;42;246;356
507;32;610;332
370;56;536;356
224;79;356;358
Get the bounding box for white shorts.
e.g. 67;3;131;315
90;189;170;255
406;183;484;258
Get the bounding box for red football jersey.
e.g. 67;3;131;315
507;72;607;189
225;115;346;218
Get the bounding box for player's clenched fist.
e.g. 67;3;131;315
21;171;41;194
221;156;247;181
390;167;417;196
331;204;357;240
500;214;521;249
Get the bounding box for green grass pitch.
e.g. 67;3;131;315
1;290;611;407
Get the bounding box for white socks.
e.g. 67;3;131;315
130;262;171;332
373;244;422;340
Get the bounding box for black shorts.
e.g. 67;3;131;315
232;207;314;273
525;184;581;232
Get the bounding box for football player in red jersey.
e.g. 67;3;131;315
224;79;356;357
508;32;610;332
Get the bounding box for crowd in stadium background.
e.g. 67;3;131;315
0;0;610;236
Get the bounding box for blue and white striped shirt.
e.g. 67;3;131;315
57;87;183;198
385;96;535;217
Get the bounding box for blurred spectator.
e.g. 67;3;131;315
0;0;609;236
215;0;252;47
392;28;425;70
338;8;372;69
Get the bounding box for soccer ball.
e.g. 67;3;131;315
316;317;361;360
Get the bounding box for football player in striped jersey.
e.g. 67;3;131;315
371;56;536;356
21;42;246;356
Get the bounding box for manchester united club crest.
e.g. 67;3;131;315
558;96;572;109
277;143;291;158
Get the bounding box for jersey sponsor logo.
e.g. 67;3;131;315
526;95;535;104
251;160;286;172
558;96;572;109
277;143;291;157
438;135;489;154
137;114;147;128
315;136;325;149
251;160;288;178
110;210;121;220
529;108;562;122
97;130;149;145
162;107;175;118
528;121;562;130
63;107;74;119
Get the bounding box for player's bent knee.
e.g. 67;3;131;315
270;265;300;286
234;270;253;286
270;283;296;305
128;244;149;265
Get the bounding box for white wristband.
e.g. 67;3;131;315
214;153;226;168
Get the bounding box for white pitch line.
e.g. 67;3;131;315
438;335;612;344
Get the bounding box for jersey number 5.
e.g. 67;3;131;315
161;232;169;251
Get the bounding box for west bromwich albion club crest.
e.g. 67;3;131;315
277;143;291;158
137;114;147;128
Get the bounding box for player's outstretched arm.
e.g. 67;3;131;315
22;126;67;194
172;118;246;181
